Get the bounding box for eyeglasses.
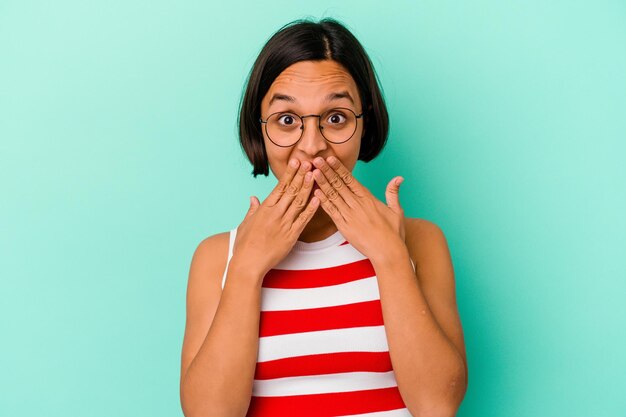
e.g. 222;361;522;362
259;107;364;147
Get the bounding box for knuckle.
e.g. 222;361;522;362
293;196;305;208
342;173;355;185
330;176;343;188
286;184;298;195
327;188;339;200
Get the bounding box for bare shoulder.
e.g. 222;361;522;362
189;231;231;286
404;217;452;272
180;230;231;387
404;217;449;253
402;216;454;286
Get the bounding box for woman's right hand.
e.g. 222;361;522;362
232;158;319;278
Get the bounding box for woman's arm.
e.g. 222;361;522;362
180;235;264;417
371;218;468;417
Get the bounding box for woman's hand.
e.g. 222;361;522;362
233;159;319;278
311;155;406;264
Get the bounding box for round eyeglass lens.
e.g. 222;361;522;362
266;112;302;146
319;108;357;143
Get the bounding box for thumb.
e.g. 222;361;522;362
245;196;260;218
385;176;404;212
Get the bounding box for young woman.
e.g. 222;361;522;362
180;18;467;417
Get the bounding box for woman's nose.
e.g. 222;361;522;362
297;117;328;153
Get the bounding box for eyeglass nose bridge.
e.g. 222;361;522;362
298;113;325;133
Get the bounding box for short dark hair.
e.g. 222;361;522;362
238;17;389;177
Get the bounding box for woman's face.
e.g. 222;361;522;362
260;60;364;187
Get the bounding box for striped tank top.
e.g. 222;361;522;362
221;226;416;417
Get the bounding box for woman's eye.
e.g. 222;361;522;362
278;114;297;125
327;112;346;124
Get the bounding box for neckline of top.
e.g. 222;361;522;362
292;228;345;252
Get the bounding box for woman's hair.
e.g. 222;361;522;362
238;17;389;177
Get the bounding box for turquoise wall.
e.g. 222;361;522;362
1;1;625;416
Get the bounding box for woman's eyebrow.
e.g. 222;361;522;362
268;91;354;106
268;93;295;106
325;91;354;104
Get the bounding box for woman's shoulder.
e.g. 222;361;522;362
404;217;449;256
189;230;232;286
197;229;231;250
195;230;231;257
404;216;444;235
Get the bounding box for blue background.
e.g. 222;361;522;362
1;1;625;416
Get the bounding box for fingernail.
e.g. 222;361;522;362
290;159;298;167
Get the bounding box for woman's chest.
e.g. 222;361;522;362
255;260;392;379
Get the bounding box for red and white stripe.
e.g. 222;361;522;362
229;232;414;417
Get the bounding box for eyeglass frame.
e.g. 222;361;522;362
259;107;365;148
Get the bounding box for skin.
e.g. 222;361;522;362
180;58;467;416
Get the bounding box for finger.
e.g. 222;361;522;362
290;194;320;236
313;188;346;226
313;158;357;209
284;170;314;222
312;167;347;213
276;160;312;214
245;196;260;219
325;155;369;199
385;177;404;214
312;168;350;215
264;158;300;206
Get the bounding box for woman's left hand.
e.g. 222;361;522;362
311;155;407;263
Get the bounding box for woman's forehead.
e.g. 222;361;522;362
275;60;352;80
264;61;359;106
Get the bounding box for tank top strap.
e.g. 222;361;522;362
221;226;238;290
